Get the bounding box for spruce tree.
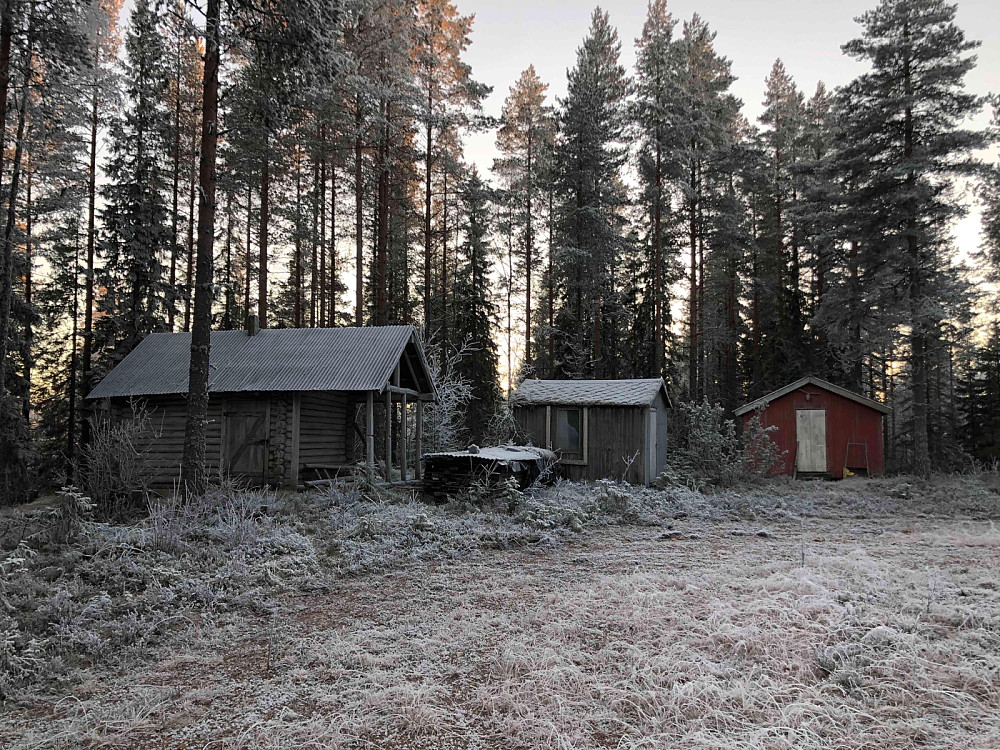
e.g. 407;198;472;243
552;7;630;379
452;169;500;441
93;0;172;374
958;322;1000;462
840;0;991;475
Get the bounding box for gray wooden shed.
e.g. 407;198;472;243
510;379;671;485
86;325;436;489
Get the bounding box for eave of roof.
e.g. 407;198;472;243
511;378;670;408
734;375;890;416
86;325;436;400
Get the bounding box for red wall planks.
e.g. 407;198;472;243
741;384;885;478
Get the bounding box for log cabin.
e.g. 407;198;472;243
86;324;437;490
511;379;671;485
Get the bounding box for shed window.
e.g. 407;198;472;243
553;407;587;463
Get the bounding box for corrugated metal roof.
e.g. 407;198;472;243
87;326;425;399
733;376;891;416
511;379;669;407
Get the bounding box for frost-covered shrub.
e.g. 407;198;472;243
45;487;95;543
420;338;475;451
0;613;42;700
81;401;157;518
484;398;526;446
665;399;784;487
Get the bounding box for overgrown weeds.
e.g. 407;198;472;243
2;471;998;705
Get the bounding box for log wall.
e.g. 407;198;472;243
296;391;350;471
109;395;224;490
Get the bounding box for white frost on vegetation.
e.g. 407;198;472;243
1;473;999;748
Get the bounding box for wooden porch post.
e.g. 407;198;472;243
400;393;408;481
366;391;375;470
415;399;423;480
384;387;392;480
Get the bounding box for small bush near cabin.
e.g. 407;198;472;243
81;401;157;519
664;398;784;488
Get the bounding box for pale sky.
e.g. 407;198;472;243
460;0;1000;261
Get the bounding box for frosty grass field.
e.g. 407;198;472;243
1;475;999;749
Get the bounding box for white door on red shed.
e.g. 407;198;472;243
795;409;827;474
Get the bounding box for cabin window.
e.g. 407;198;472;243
552;407;587;463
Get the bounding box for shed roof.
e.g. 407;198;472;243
733;376;890;416
87;325;435;399
511;378;669;408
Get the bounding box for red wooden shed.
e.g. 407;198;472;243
734;376;889;479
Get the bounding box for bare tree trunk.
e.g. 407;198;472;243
548;177;554;375
687;158;698;400
849;240;862;388
423;113;432;332
180;0;220;496
319;126;327;327
22;166;31;421
330;162;340;326
81;40;99;449
68;235;80;470
224;191;234;329
310;153;318;326
0;49;31;402
184;118;197;331
355;105;364;326
524;131;533;367
376;110;389;326
440;169;448;343
294;149;302;327
258;143;269;327
901;26;929;478
244;184;252;321
330;161;337;326
169;31;182;330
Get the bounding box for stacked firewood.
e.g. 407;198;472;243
422;446;556;500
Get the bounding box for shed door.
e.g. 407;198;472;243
224;399;269;480
795;409;827;474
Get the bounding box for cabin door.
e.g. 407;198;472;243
795;409;827;474
224;399;269;482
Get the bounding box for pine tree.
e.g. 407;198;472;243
494;65;553;372
756;59;810;387
164;3;202;332
632;0;682;380
672;14;739;398
413;0;488;335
